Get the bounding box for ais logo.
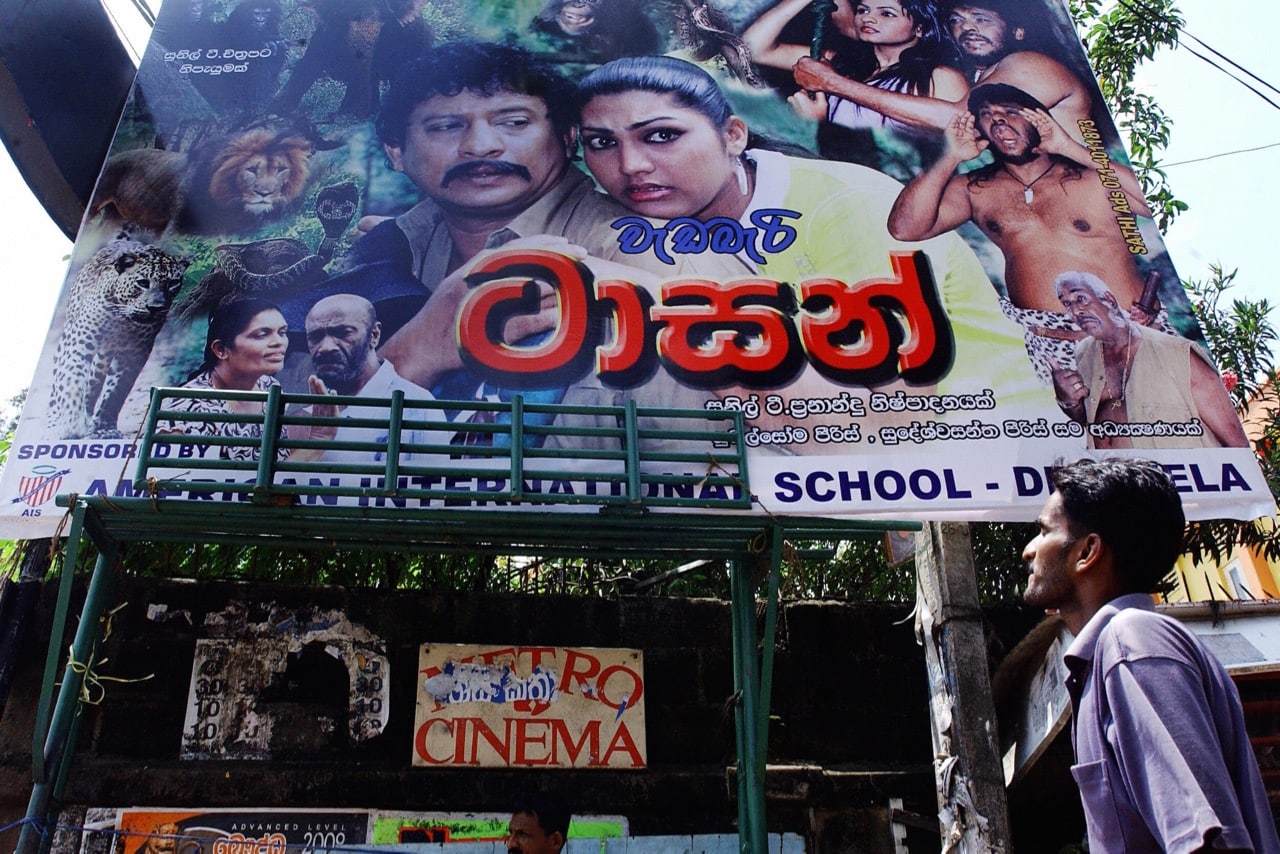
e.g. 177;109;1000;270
14;465;69;514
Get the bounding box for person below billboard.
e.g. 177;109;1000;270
506;791;570;854
888;82;1156;384
1023;458;1278;852
1048;272;1247;449
570;54;1050;451
160;298;336;461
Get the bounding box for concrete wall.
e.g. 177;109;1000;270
0;577;1031;852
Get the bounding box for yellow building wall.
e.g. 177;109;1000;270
1163;517;1280;603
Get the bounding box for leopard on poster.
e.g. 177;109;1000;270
0;0;1271;534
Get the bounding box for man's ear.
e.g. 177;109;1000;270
384;144;405;173
563;128;578;160
1073;532;1104;574
549;830;566;852
369;320;383;349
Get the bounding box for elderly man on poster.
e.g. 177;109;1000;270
1048;271;1247;449
303;293;445;462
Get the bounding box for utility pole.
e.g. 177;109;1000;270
915;522;1011;852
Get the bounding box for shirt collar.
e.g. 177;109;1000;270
1063;592;1156;671
398;165;587;254
484;166;585;249
727;149;789;275
740;149;788;223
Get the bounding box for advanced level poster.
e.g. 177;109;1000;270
1;0;1271;533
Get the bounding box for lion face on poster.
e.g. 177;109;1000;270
90;123;322;236
203;127;313;221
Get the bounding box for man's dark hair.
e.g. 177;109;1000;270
512;791;571;839
376;41;575;149
967;82;1049;118
945;0;1027;33
1050;458;1185;594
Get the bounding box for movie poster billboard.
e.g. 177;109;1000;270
413;644;646;768
0;0;1271;534
114;808;370;853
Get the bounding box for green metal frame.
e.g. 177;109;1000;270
19;389;919;854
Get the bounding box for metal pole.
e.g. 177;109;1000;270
30;508;88;782
624;400;641;505
254;384;284;500
754;527;783;774
729;558;751;848
511;394;525;501
729;554;767;852
18;538;120;854
384;390;404;485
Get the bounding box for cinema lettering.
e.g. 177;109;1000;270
413;645;646;769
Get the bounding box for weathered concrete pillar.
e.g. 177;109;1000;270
0;539;54;713
915;521;1011;852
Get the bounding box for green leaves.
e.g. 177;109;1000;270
1076;0;1187;231
1182;267;1280;563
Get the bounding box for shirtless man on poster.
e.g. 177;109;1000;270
888;82;1156;382
790;0;1094;142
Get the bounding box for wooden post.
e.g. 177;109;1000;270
915;521;1011;852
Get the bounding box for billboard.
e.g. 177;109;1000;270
114;808;370;854
413;644;646;769
0;0;1271;533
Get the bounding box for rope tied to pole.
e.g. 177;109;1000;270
59;602;154;709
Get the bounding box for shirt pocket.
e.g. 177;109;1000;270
1071;758;1126;851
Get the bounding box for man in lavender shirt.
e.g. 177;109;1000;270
1023;457;1279;852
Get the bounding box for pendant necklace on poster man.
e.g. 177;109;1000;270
1101;325;1135;411
1005;163;1056;204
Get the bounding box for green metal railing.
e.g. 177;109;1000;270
136;385;751;511
20;386;919;854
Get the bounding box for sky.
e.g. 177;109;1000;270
0;0;1276;419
